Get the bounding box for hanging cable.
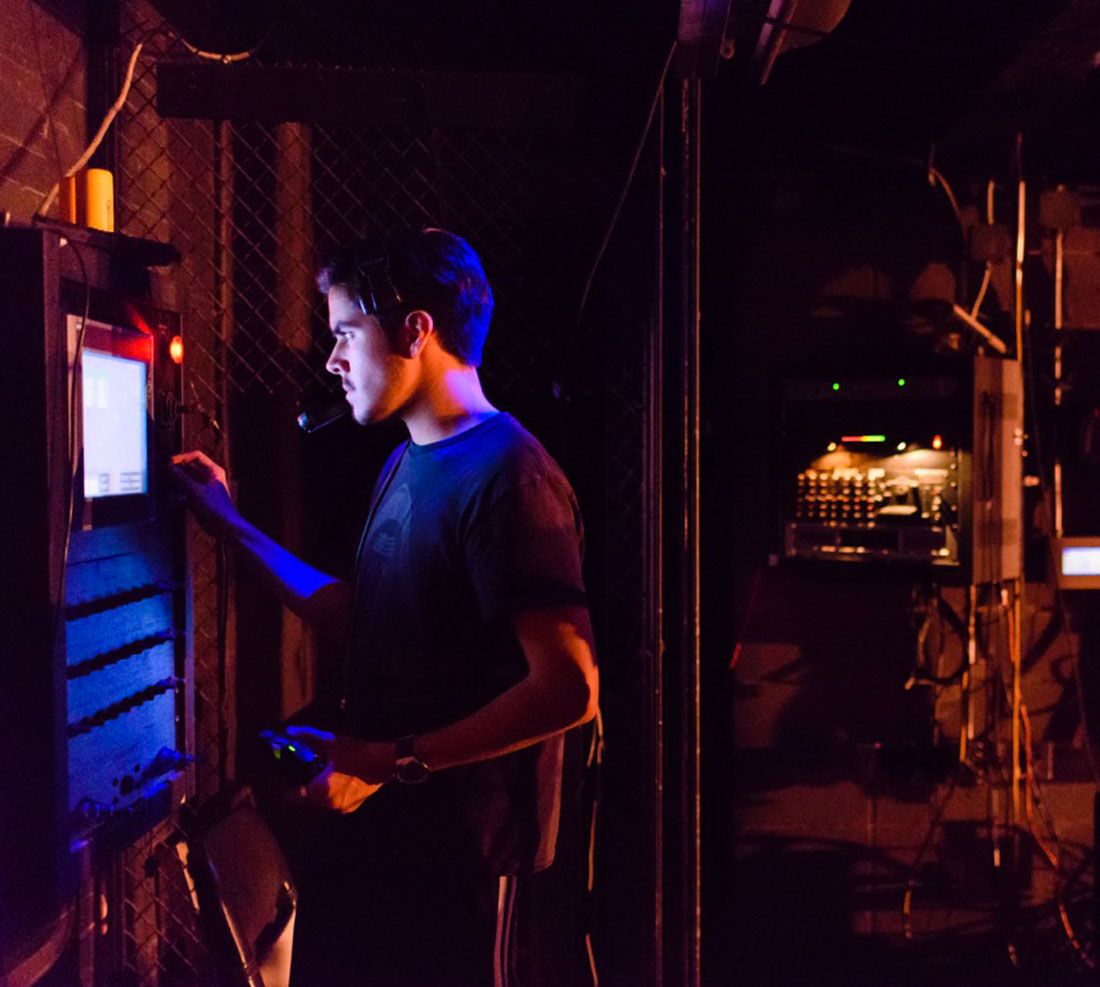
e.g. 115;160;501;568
905;587;967;689
969;180;997;319
901;772;961;942
1020;704;1095;969
583;709;604;987
575;40;677;330
37;239;93;749
927;165;961;227
36;41;144;219
178;24;271;64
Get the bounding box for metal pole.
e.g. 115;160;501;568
961;585;977;763
649;83;667;987
1011;579;1023;825
1014;135;1026;364
678;75;703;987
214;120;236;790
1010;135;1026;827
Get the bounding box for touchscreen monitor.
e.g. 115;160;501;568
81;348;148;499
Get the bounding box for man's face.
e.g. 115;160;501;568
325;284;410;425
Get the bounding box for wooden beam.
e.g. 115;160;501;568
155;63;580;131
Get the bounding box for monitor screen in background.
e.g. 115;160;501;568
1062;545;1100;577
82;349;148;499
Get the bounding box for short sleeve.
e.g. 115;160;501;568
464;473;587;621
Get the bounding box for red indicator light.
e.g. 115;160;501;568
932;435;943;450
169;335;184;364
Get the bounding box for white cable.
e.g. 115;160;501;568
178;21;273;64
179;37;254;63
36;42;144;218
969;179;998;319
576;41;677;327
928;166;961;224
969;264;992;319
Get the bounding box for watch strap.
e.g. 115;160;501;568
393;734;430;784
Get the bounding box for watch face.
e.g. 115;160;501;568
395;757;429;784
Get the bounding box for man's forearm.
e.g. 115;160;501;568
332;674;596;783
332;614;599;782
414;667;598;771
317;608;599;785
173;450;352;632
226;513;351;631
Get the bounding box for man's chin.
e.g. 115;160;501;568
350;401;385;427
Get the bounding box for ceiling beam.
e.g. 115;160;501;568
155;63;580;131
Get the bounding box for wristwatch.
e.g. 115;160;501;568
393;735;431;784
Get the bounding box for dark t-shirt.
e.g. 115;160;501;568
344;412;587;873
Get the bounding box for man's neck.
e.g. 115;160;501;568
402;365;498;445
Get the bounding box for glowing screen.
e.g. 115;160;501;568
1062;546;1100;576
82;349;148;498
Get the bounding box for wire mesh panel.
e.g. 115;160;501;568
111;818;214;986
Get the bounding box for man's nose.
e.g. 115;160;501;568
325;343;343;376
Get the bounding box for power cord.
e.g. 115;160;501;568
35;41;145;219
560;39;678;382
46;240;93;679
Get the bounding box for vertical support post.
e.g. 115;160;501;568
86;0;121;174
961;585;977;763
1010;135;1027;829
676;74;703;987
658;65;702;987
213;120;236;790
1053;214;1064;537
648;84;667;987
1011;578;1023;825
1014;135;1026;365
274;122;318;720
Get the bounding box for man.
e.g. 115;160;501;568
173;228;598;986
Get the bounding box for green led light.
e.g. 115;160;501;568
831;382;840;391
897;378;906;387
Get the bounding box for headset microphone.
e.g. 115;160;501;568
296;400;348;433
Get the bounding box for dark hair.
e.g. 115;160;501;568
316;228;493;366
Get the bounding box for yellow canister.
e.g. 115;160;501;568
80;168;115;232
59;168;115;232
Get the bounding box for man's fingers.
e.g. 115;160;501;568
171;455;211;478
171;450;211;468
171;451;227;487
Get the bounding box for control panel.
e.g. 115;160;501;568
779;357;1022;581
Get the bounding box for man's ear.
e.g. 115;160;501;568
399;310;434;358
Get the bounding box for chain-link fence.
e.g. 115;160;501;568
94;2;658;982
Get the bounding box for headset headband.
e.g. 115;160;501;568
355;248;404;315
